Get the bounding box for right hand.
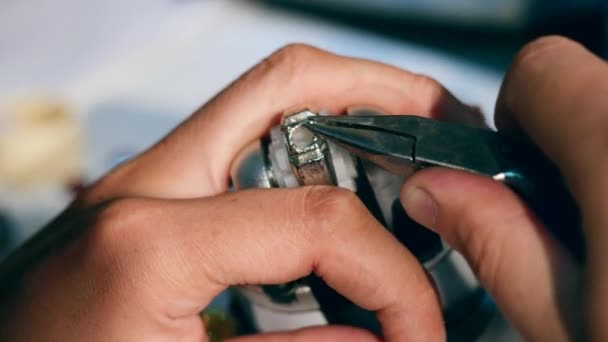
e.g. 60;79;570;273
400;36;608;341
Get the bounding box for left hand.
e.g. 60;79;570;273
1;44;479;341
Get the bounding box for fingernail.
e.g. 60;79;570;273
402;186;438;229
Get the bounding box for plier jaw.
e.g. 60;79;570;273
302;115;417;176
302;114;510;177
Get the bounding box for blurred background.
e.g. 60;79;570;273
0;0;605;285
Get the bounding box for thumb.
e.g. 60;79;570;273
400;167;582;341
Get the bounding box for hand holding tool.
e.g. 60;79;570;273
303;115;584;261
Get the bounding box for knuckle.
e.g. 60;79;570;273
300;186;362;235
272;43;320;61
251;43;322;84
93;198;157;250
74;199;162;305
270;43;321;65
513;35;580;70
412;73;445;103
456;215;496;279
303;186;360;218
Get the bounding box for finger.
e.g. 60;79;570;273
494;35;608;339
400;168;583;341
99;187;444;341
495;35;608;205
87;44;476;203
226;326;380;342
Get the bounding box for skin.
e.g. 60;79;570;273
0;35;604;341
401;36;608;341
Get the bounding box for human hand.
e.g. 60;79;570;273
400;36;607;341
0;45;483;341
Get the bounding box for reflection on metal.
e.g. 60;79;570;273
282;110;335;186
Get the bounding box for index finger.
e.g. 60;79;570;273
495;36;608;199
495;35;608;339
88;44;475;202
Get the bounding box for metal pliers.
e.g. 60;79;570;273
303;115;584;261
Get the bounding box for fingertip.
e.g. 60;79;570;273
402;167;507;204
400;167;521;232
401;168;581;341
400;168;474;234
400;185;438;230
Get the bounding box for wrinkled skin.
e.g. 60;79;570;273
1;36;606;342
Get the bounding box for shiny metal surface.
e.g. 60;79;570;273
303;114;506;176
239;284;320;313
230;141;274;189
281;109;335;186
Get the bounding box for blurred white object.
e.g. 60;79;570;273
0;98;82;187
0;1;501;120
0;0;173;93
